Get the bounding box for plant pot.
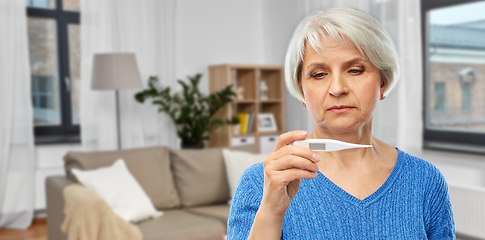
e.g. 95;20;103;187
233;124;241;135
181;143;205;149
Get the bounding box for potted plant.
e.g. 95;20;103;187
227;115;240;135
134;73;235;149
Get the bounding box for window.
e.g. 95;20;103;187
422;0;485;153
461;82;471;113
27;0;80;143
434;82;445;113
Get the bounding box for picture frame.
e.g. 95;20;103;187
257;113;277;132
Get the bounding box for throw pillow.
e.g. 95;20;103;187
170;148;230;207
64;146;181;210
222;149;266;201
71;159;162;223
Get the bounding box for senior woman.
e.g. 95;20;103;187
227;7;454;239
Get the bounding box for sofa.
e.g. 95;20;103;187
46;144;256;240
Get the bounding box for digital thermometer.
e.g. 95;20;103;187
293;139;373;152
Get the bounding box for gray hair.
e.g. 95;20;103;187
284;7;400;102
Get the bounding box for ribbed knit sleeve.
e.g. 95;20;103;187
227;163;264;240
423;163;455;239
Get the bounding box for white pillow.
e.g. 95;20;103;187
222;149;266;202
71;159;162;222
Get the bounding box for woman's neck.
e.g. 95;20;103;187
308;122;384;165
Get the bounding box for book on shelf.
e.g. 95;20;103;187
236;112;254;134
247;113;254;133
237;113;249;134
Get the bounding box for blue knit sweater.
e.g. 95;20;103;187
227;149;455;239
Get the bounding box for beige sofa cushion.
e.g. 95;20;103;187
136;209;225;240
170;148;229;207
64;146;180;210
185;204;230;230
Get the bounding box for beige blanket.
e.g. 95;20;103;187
61;184;142;240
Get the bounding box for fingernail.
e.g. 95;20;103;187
313;153;321;162
313;163;319;170
299;131;307;137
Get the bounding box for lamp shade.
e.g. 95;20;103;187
91;53;142;90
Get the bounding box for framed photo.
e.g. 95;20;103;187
257;113;277;132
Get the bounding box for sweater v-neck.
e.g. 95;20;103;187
314;148;404;206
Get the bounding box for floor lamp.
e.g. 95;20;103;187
91;53;142;150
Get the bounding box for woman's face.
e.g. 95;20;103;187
300;37;384;134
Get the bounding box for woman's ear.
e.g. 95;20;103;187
380;79;386;100
298;76;305;97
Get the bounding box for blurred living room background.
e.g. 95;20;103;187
1;0;485;239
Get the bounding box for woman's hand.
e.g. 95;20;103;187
248;130;320;240
261;130;321;216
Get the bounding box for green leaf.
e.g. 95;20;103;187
133;73;235;146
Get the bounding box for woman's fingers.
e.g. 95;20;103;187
273;130;308;152
267;168;318;184
264;130;321;180
267;153;320;172
271;145;321;164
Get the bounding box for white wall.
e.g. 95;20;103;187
261;0;314;132
175;0;265;94
261;0;299;65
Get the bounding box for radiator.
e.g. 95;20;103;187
449;183;485;239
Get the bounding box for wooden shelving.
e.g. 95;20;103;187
209;64;286;153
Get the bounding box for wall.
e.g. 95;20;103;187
175;0;265;95
261;0;314;133
261;0;299;65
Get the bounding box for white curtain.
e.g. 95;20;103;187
0;1;35;229
80;0;179;151
298;0;423;155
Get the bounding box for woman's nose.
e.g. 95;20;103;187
328;73;348;97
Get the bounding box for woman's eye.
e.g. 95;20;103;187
311;72;326;78
349;69;363;74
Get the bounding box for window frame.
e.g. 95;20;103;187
27;0;80;144
422;0;485;154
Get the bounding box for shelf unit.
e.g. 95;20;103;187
209;64;286;153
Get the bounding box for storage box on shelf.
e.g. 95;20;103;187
209;64;286;153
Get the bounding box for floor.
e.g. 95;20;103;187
0;218;47;240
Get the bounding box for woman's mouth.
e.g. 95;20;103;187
327;105;354;113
